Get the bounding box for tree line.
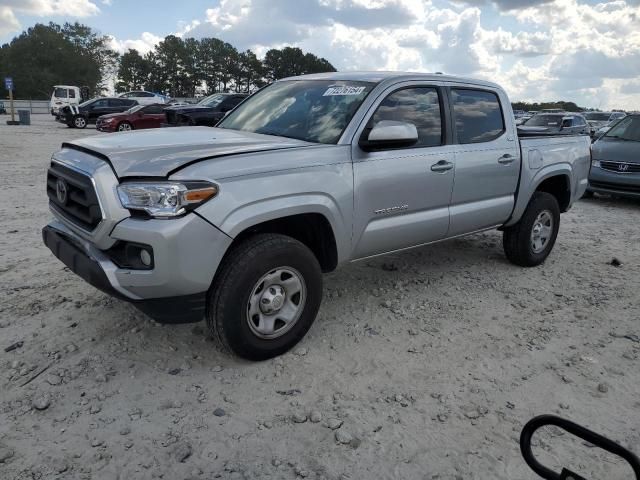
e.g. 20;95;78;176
511;101;585;113
0;22;336;100
117;36;336;97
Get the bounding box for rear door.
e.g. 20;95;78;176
352;84;455;259
447;87;520;237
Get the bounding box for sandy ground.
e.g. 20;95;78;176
0;115;639;480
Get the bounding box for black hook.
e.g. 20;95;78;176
520;415;640;480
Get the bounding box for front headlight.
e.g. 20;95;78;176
591;159;601;168
117;181;218;218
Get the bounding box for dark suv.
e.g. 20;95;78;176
518;113;589;136
163;93;248;127
56;97;138;129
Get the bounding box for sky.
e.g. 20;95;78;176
2;0;640;109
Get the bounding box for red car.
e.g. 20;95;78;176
96;104;166;132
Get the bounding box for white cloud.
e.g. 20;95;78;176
0;0;101;37
7;0;640;109
0;6;20;37
108;32;163;55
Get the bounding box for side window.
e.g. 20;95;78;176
371;87;443;147
108;99;123;107
143;105;164;115
92;99;108;108
68;89;76;99
451;89;505;144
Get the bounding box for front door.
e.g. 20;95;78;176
447;87;520;237
88;99;111;121
352;85;455;259
137;105;165;129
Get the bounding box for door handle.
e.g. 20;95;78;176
498;154;516;165
431;160;454;173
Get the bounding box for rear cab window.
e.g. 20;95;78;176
451;89;505;144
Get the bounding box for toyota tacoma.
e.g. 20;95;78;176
43;72;591;360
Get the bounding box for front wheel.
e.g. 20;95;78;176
503;192;560;267
73;115;87;129
117;121;133;132
207;234;323;360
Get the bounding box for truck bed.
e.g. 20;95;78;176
504;133;591;227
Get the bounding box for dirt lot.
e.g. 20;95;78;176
0;115;639;480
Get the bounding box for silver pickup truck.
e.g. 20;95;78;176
43;72;591;360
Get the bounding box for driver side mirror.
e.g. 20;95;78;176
359;120;419;151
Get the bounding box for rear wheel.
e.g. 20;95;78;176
117;121;133;132
206;234;323;360
503;192;560;267
73;116;87;129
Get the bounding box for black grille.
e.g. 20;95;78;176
590;181;640;194
600;161;640;173
47;162;102;231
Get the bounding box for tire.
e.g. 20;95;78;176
207;233;323;360
73;116;87;129
503;192;560;267
117;121;133;132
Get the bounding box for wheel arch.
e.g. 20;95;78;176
222;204;343;273
505;164;573;227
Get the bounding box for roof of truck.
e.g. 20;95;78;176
280;71;502;90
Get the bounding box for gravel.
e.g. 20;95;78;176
1;116;638;479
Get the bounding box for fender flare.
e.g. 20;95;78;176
217;193;348;262
505;163;572;228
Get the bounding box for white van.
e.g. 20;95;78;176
50;86;81;116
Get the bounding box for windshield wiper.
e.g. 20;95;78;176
607;135;638;142
256;129;287;138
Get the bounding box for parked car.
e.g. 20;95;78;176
163;93;248;126
118;91;168;105
96;104;167;132
50;85;82;116
0;101;6;115
584;111;626;137
56;97;138;129
587;114;640;198
518;113;589;135
42;72;590;360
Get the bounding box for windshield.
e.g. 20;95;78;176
218;80;374;144
604;116;640;141
584;112;611;121
524;114;564;127
78;98;97;108
198;94;226;107
54;87;68;98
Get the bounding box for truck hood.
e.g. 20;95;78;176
65;127;313;178
592;136;640;164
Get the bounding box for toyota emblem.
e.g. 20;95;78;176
56;178;68;204
618;163;629;172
